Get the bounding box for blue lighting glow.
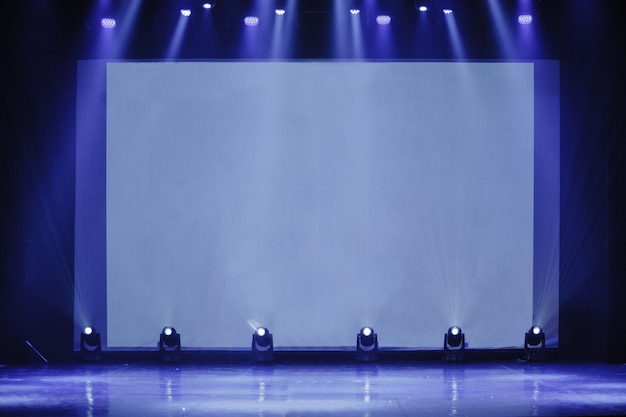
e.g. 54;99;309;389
203;3;213;9
376;15;391;25
350;9;360;15
443;9;453;15
180;9;191;17
419;5;428;12
275;9;286;16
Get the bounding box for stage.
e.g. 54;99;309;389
1;360;625;416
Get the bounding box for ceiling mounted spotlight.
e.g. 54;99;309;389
518;14;533;24
100;18;116;29
376;15;392;25
202;1;216;9
244;16;260;26
180;9;192;17
350;9;360;15
414;1;428;11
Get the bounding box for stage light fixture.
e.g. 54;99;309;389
180;9;192;17
350;9;360;15
444;326;465;361
203;1;216;9
252;327;274;362
376;15;391;25
443;9;453;15
159;326;181;362
356;326;378;362
524;325;545;361
518;14;533;24
275;9;286;16
414;0;428;11
80;326;102;361
100;18;116;29
244;16;260;26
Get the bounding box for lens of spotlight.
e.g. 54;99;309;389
532;325;542;335
256;327;266;337
518;15;533;24
451;326;460;336
376;15;391;25
84;326;93;335
244;16;260;26
100;18;116;29
163;327;173;336
362;327;372;337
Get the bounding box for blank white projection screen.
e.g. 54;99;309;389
102;62;535;348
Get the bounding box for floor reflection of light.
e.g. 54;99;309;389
363;376;371;403
166;378;173;402
532;380;540;401
450;375;458;415
85;378;94;417
258;379;266;402
531;379;540;416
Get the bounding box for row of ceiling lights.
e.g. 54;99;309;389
99;4;533;29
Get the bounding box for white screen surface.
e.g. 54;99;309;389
103;62;534;348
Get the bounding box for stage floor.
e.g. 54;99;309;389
1;361;626;416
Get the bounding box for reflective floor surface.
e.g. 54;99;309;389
2;361;626;416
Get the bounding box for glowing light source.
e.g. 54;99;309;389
518;14;533;24
159;326;181;362
356;327;378;362
275;9;286;16
419;5;428;12
100;18;116;29
376;15;391;25
443;9;453;15
244;16;259;26
444;326;465;361
80;326;102;361
350;9;360;15
203;2;215;9
524;325;546;361
180;9;192;17
252;327;274;362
